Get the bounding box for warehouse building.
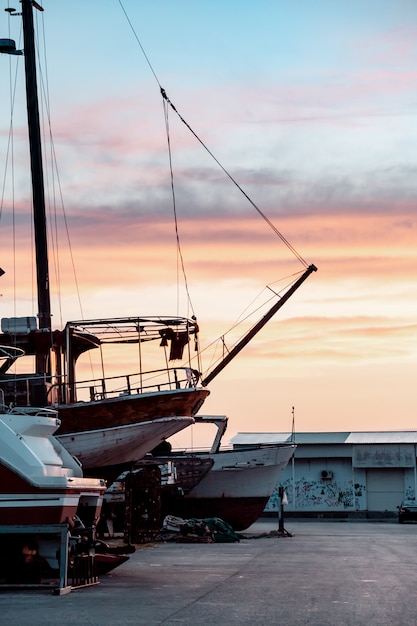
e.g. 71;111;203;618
231;431;417;517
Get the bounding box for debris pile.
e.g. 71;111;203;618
159;515;242;543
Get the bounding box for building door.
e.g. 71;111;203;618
366;469;404;512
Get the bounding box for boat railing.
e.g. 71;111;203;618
0;372;55;408
7;405;59;418
0;392;59;418
65;366;201;403
1;365;200;407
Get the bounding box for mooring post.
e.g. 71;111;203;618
278;486;292;537
278;486;285;533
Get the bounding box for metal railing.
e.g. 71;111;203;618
1;366;201;407
64;366;200;404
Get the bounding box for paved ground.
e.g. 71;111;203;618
0;518;416;625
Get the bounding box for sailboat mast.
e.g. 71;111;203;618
201;263;317;386
21;0;51;331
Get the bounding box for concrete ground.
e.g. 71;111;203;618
0;518;416;625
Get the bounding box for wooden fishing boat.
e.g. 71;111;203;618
0;2;206;482
155;416;296;530
104;416;295;532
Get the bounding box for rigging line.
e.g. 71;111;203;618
1;20;23;320
160;89;308;268
118;0;161;86
0;3;15;222
118;0;308;268
0;69;19;222
208;269;306;352
199;292;278;370
163;98;195;318
34;12;85;323
35;7;64;325
196;269;305;375
231;270;304;328
51;147;86;321
119;0;196;317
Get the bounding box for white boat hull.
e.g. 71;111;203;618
163;444;296;530
0;406;106;526
188;444;295;499
0;491;104;526
58;416;194;471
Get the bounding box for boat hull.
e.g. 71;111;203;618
162;444;296;530
0;492;88;526
57;388;209;435
0;458;105;526
0;407;105;527
55;388;207;479
58;416;195;479
166;495;271;532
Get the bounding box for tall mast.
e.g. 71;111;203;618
21;0;51;331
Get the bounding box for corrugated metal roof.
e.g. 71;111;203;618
346;432;417;444
231;431;417;446
230;432;292;445
293;432;351;445
230;432;350;445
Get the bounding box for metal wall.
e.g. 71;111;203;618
264;444;417;514
365;469;404;512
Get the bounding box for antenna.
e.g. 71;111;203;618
291;406;296;443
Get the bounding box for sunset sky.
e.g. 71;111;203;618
1;1;417;447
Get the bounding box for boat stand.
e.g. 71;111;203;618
0;523;72;594
0;523;100;594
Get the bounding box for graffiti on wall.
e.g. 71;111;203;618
353;483;366;510
405;486;416;500
266;477;366;511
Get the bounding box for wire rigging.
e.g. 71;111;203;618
119;0;197;316
33;8;85;326
119;0;309;269
0;9;23;320
162;100;195;318
160;88;308;268
197;271;304;378
1;6;86;327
